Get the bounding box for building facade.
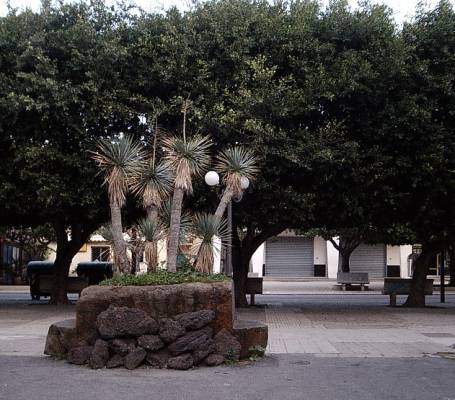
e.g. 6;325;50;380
249;232;414;279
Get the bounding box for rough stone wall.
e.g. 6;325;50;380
75;282;233;342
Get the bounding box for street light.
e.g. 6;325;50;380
204;171;220;187
240;176;250;190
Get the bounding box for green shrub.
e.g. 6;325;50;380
248;345;266;361
100;270;229;286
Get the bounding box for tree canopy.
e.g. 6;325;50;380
1;0;454;305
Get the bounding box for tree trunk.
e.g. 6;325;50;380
110;200;130;274
146;206;159;272
329;237;360;273
232;243;250;308
214;187;234;219
339;249;354;273
404;242;441;307
131;227;137;275
49;223;90;305
147;206;158;222
449;244;455;286
167;187;184;272
145;241;158;273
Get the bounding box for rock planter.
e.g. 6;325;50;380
45;282;268;370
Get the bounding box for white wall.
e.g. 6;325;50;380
212;237;221;274
250;243;265;277
386;245;401;265
313;236;327;266
326;238;339;278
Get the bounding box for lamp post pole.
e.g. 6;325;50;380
226;200;233;276
441;251;445;303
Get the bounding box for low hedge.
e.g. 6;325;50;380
100;270;230;286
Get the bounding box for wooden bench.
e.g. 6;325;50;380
37;276;89;299
383;278;433;306
246;277;263;306
337;272;370;291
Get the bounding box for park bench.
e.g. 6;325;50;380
246;276;263;306
38;276;88;299
76;261;113;285
27;261;89;300
383;278;433;306
337;272;370;291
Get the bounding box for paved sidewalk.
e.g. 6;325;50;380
238;295;455;358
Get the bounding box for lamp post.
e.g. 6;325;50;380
204;171;250;276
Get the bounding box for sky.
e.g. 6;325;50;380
0;0;452;22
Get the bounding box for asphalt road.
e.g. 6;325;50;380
1;290;455;399
1;354;455;400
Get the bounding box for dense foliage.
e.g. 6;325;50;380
1;0;454;305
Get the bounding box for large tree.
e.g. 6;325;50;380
0;1;148;303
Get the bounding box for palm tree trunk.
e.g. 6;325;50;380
146;206;159;272
166;187;184;272
147;206;158;222
214;187;234;219
145;241;158;272
110;200;130;274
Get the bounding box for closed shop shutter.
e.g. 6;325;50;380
350;244;386;278
265;237;314;277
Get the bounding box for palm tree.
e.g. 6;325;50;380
214;146;258;219
162;103;212;272
194;146;258;271
91;135;143;273
137;218;164;272
130;159;173;221
191;213;230;273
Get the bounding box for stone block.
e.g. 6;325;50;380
233;319;268;359
44;319;79;358
96;305;158;339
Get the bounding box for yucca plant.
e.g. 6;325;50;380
137;218;164;272
91;135;143;273
214;146;258;218
191;213;230;273
130;159;173;221
162;102;212;272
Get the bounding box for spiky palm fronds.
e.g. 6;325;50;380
129;159;173;209
137;218;164;243
191;213;230;273
91;135;144;207
215;146;259;198
162;135;212;194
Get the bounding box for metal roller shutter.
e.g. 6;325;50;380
265;237;314;277
350;244;386;278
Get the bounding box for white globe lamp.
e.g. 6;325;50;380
205;171;220;186
240;176;250;190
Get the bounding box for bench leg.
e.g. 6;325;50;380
361;284;365;291
389;293;397;307
250;293;255;306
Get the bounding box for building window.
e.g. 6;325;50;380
91;246;110;262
